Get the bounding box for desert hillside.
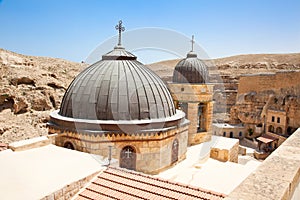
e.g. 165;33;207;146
1;48;300;143
0;48;85;143
147;53;300;81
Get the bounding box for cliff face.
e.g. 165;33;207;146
0;48;85;143
230;71;300;134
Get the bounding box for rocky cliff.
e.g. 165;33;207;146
230;71;300;135
0;48;85;143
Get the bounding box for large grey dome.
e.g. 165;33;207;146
172;51;209;84
59;46;176;121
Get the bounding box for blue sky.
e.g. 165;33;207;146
0;0;299;63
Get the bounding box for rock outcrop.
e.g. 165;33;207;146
0;48;85;143
230;71;300;135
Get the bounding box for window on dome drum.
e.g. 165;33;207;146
277;117;280;123
171;139;179;164
272;116;275;122
178;102;188;118
239;131;243;137
197;103;206;132
120;146;136;170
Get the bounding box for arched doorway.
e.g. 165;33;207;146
287;126;294;135
268;125;274;133
171;139;179;164
64;141;75;150
276;127;283;134
120;146;136;170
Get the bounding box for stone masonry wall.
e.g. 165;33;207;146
238;71;300;94
210;139;239;163
226;128;300;200
50;124;189;174
168;83;214;145
41;171;100;200
230;71;300;131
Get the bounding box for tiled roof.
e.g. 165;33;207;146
75;167;225;200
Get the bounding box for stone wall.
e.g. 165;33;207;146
230;71;300;134
210;138;239;163
168;83;214;145
226;128;300;200
49;124;189;174
212;123;245;139
238;71;300;94
266;109;287;136
41;171;100;200
8;136;51;151
266;132;287;146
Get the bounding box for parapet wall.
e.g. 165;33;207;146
41;171;100;200
226;128;300;200
238;71;300;94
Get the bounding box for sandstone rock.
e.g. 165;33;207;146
0;93;10;105
47;82;65;90
31;98;52;111
13;97;28;114
10;77;35;86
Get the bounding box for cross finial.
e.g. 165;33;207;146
191;35;195;52
115;20;125;46
125;148;132;158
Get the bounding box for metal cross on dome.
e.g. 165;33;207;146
191;35;195;52
115;20;125;46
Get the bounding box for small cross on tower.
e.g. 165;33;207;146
115;20;125;46
191;35;195;52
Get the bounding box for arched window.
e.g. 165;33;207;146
171;139;179;163
223;132;226;137
277;117;280;123
239;131;243;137
276;127;283;135
120;146;136;170
268;125;274;133
63;141;75;150
197;103;206;132
271;116;275;122
287;126;293;135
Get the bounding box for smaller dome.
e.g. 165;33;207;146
172;51;209;84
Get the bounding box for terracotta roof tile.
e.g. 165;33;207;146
75;167;226;200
